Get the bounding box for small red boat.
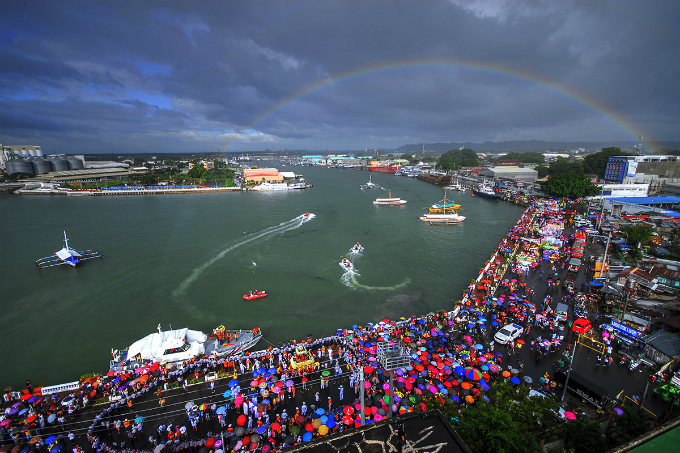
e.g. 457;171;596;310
243;290;267;300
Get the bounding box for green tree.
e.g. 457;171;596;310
458;405;536;453
620;224;653;246
438;148;480;170
548;157;582;176
612;407;651;444
540;173;600;199
535;165;549;179
564;418;606;453
653;384;680;422
187;161;206;179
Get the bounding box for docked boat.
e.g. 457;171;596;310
340;257;355;272
35;231;101;268
368;163;402;173
243;290;267;300
416;171;452;185
420;213;466;224
472;181;499;199
250;181;311;191
373;190;407;205
444;178;466;192
110;325;261;371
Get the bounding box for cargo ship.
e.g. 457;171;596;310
368;163;402;173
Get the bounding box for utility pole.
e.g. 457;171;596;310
561;336;580;403
360;366;365;425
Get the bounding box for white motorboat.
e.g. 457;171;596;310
350;242;364;253
250;181;311;191
340;257;355;272
419;213;466;224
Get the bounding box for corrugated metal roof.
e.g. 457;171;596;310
643;330;680;358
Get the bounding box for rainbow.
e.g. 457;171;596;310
231;58;652;151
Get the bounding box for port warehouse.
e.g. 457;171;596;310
19;167;148;184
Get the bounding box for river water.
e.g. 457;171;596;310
0;165;525;388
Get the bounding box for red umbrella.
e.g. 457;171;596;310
271;422;281;431
343;406;354;416
305;423;314;432
342;415;353;425
237;414;246;426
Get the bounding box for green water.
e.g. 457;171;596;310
0;166;525;388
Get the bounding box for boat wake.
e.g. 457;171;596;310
341;271;410;291
173;213;315;298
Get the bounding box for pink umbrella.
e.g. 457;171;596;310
382;383;390;391
602;332;610;338
564;411;576;420
364;382;371;388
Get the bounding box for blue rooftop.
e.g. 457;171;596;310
608;196;680;205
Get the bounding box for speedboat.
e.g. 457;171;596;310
35;231;101;268
373;190;407;205
243;290;267;300
340;257;355;272
350;242;364;253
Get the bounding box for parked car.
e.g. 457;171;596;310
494;323;523;344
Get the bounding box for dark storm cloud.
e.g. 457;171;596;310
0;0;678;153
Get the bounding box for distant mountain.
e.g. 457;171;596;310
395;140;680;154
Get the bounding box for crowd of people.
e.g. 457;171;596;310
4;197;643;453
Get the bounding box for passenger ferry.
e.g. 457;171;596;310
373;190;407;205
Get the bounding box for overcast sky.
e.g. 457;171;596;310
1;0;678;154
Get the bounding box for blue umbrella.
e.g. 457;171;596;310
320;415;328;424
451;395;460;402
257;425;266;434
491;321;499;326
47;413;56;423
316;408;325;415
352;324;359;329
302;432;313;442
454;366;465;377
46;436;57;445
223;390;232;398
478;317;487;322
510;377;520;385
50;445;63;453
268;367;277;374
467;323;475;328
228;379;239;387
475;344;484;350
18;409;28;415
135;416;144;423
326;418;336;429
261;399;270;405
216;406;227;415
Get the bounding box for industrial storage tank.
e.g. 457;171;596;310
6;159;35;175
31;158;52;175
48;157;69;172
67;157;84;170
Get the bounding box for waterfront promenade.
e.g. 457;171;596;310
1;197;670;453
